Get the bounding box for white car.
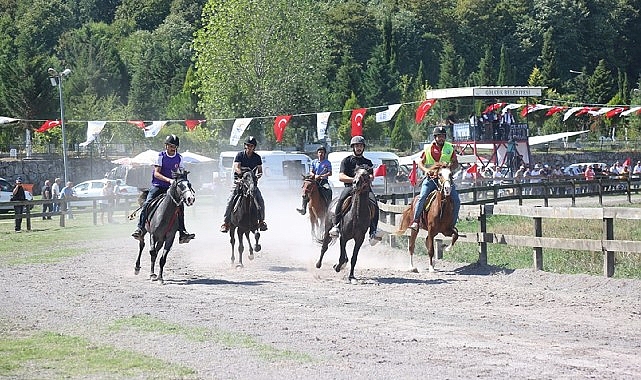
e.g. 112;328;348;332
0;177;33;212
71;179;139;208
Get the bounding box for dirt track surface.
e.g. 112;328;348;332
2;192;641;379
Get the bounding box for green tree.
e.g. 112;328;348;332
539;27;560;90
337;92;360;145
497;43;514;86
587;59;615;104
194;0;330;144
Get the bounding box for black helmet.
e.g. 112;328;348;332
350;135;366;147
316;146;326;153
433;126;447;136
165;134;179;147
244;135;258;147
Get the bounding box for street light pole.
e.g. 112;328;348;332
48;68;71;183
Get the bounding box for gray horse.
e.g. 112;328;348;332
134;169;196;284
316;167;374;284
229;168;262;267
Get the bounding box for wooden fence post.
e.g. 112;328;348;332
478;205;488;266
603;217;615;277
533;215;543;270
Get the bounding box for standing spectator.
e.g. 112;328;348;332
51;177;62;212
99;181;115;224
11;177;26;232
42;179;53;220
60;181;76;219
500;109;515;140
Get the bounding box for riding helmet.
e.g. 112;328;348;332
165;134;180;147
244;136;258;147
350;135;366;147
433;126;447;136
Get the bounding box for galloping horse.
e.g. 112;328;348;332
300;174;331;240
316;166;375;284
229;168;262;267
397;162;458;272
134;168;196;284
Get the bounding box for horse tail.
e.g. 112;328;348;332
396;205;414;235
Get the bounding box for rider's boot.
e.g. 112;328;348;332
409;219;419;231
258;220;268;231
179;231;195;244
296;198;308;215
131;227;145;242
369;228;384;246
220;222;230;233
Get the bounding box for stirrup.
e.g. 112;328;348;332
329;225;340;237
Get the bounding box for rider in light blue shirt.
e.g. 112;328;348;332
297;146;332;215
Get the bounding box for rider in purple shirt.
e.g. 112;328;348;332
131;134;195;244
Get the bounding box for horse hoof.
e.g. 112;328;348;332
236;263;244;269
248;253;254;260
315;261;322;269
254;244;261;252
333;262;346;272
150;274;158;281
409;267;419;273
349;277;359;285
134;268;140;275
428;266;435;273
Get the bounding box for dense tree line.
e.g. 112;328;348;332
0;0;640;156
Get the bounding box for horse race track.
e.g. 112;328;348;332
1;193;641;379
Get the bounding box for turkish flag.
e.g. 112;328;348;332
185;119;205;131
605;107;627;118
545;106;567;117
273;115;291;142
36;120;61;133
374;164;387;177
351;108;366;137
483;103;506;114
623;157;632;168
408;161;418;186
128;120;146;129
415;99;436;123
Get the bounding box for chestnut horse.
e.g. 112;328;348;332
300;174;331;241
316;166;375;284
397;162;458;272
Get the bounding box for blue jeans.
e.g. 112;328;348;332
413;178;460;225
137;186;166;231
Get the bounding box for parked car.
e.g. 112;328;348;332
563;163;608;177
71;179;139;208
0;177;33;212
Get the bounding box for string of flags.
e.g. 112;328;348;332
1;97;640;147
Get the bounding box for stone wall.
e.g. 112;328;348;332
0;157;114;195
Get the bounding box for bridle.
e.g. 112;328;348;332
168;177;195;206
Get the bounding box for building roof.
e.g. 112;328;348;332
425;86;547;99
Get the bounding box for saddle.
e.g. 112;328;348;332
339;192;377;219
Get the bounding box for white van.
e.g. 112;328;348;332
218;151;238;185
259;151;311;190
327;151;401;193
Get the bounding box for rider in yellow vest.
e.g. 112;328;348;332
410;126;461;231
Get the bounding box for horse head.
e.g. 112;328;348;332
428;162;453;196
239;168;257;197
301;174;317;198
171;168;196;206
352;166;372;194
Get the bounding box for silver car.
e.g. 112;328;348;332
0;177;33;212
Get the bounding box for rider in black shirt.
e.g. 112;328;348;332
328;136;383;246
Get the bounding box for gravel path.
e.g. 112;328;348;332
1;193;641;379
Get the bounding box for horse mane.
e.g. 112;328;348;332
426;162;448;178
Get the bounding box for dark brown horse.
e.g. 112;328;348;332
397;162;458;272
316;167;375;284
300;175;331;241
229;168;261;267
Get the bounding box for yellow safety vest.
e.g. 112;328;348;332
424;141;454;165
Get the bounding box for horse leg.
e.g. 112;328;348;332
446;227;459;252
229;229;236;266
348;238;365;284
333;237;348;273
316;232;332;269
149;248;158;280
253;231;261;252
157;242;171;285
135;239;145;275
236;229;244;268
246;231;254;261
408;229;419;273
425;234;435;273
